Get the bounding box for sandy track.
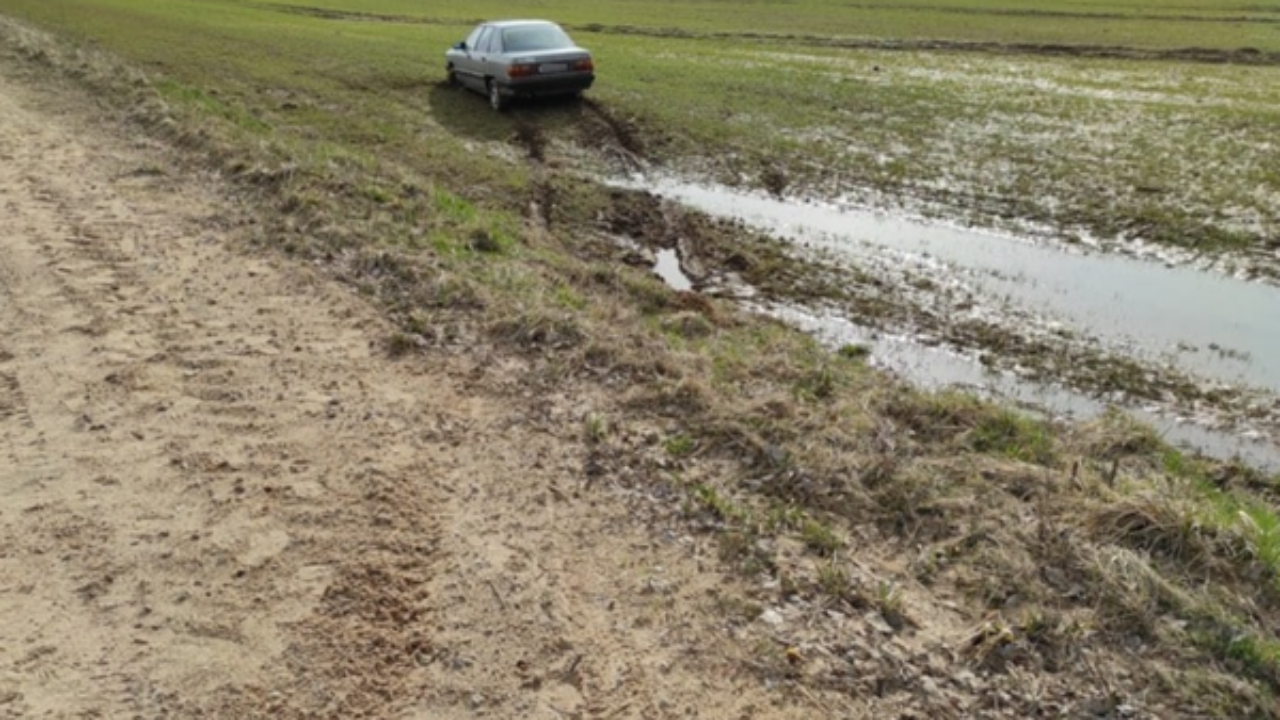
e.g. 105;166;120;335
0;63;827;718
0;62;462;717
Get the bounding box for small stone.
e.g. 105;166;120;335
952;669;978;691
864;611;894;635
759;608;784;626
921;676;941;698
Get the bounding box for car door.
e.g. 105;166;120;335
475;27;502;84
455;26;489;90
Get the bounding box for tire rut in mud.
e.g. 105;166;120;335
511;117;558;231
513;117;548;164
578;97;645;171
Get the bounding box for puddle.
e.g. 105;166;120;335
621;175;1280;470
638;176;1280;393
653;248;693;291
769;303;1280;471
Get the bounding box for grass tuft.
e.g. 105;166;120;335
970;409;1056;466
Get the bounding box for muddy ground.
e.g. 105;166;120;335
587;181;1280;464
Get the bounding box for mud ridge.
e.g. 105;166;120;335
843;3;1280;26
572;24;1280;66
245;1;459;26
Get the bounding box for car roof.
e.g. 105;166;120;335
482;20;561;29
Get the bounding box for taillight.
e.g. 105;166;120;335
509;64;536;78
572;58;594;72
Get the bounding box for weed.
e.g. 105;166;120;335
874;580;904;615
1238;502;1280;579
434;189;476;223
385;331;419;357
794;364;838;402
837;343;871;362
816;561;850;598
364;184;392;204
1162;448;1195;477
690;483;744;523
764;503;805;533
468;229;505;254
1222;633;1280;686
584;413;608;444
799;517;843;556
664;434;697;458
970;409;1056;466
871;580;910;630
622;274;672;315
552;283;587;311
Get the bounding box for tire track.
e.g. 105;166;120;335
0;372;31;427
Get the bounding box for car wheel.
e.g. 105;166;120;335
446;68;459;87
488;81;508;112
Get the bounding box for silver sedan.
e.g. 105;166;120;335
446;20;595;112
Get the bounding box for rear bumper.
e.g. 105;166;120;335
498;73;595;98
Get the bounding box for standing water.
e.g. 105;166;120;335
626;175;1280;470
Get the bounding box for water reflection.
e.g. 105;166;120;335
621;175;1280;469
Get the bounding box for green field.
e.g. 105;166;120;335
6;1;1280;714
30;0;1280;51
4;0;1279;254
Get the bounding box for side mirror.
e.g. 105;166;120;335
453;41;466;50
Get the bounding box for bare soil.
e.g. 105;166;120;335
0;63;813;719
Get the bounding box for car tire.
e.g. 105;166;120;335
488;80;509;112
446;68;459;87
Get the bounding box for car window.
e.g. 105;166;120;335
502;25;574;53
481;29;502;54
464;26;484;50
473;27;492;53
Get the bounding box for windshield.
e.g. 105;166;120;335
501;24;574;53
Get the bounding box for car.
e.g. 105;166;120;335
445;20;594;112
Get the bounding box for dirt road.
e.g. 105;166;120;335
0;58;837;719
